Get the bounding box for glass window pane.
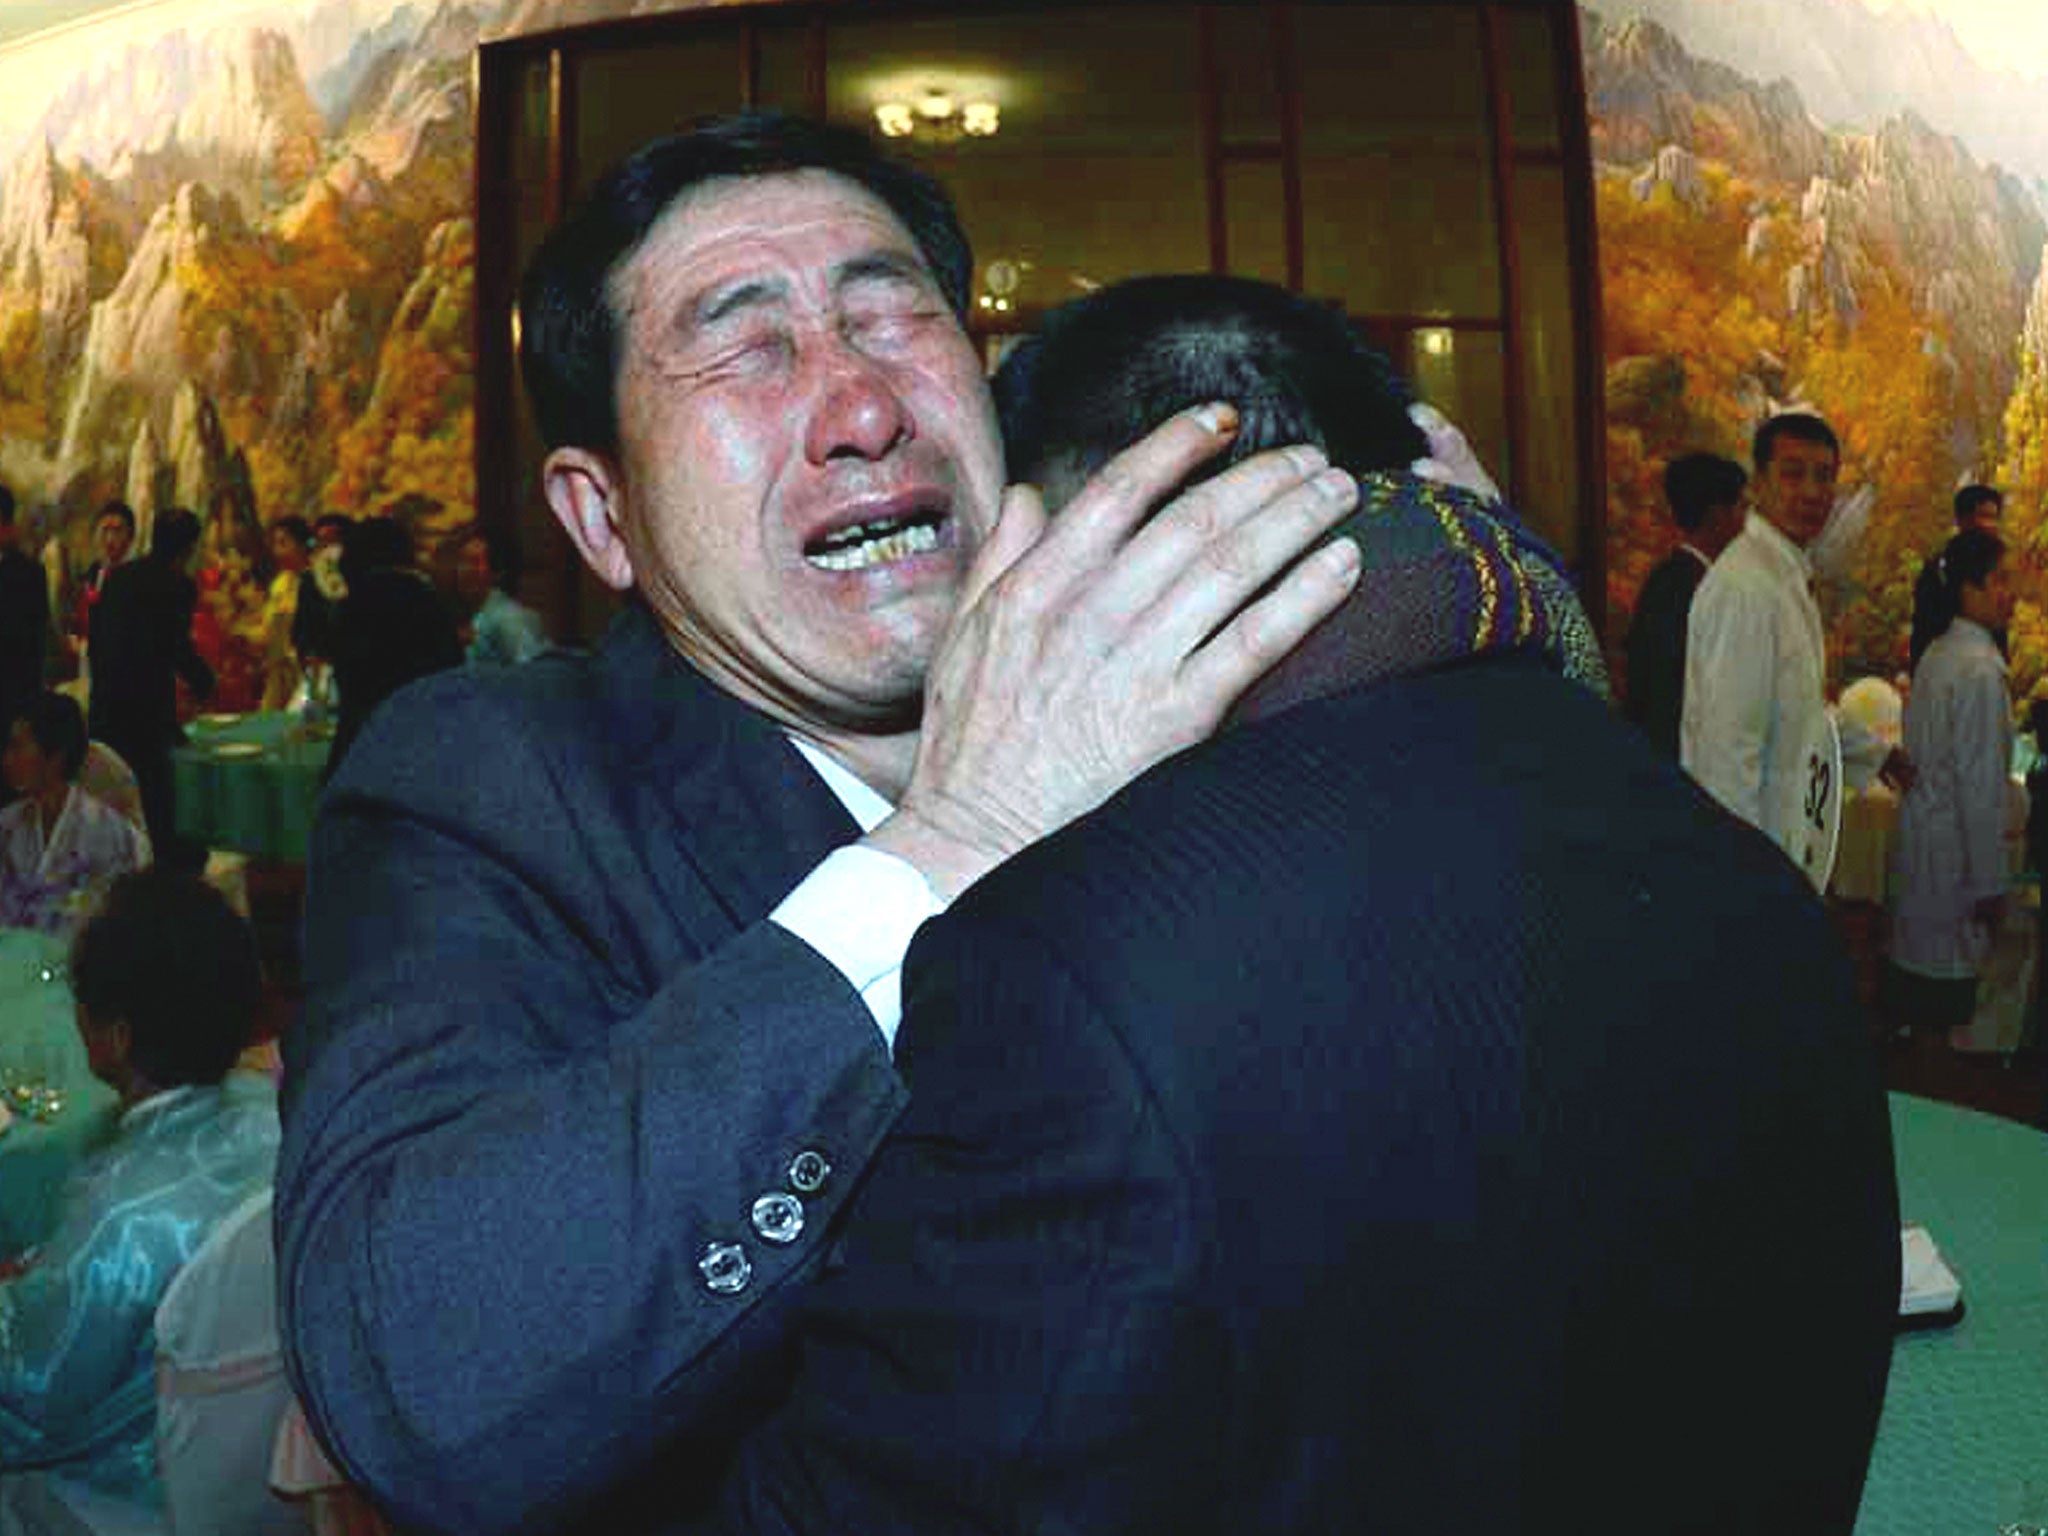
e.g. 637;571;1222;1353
1223;159;1287;286
1509;164;1581;563
826;6;1207;319
1405;325;1510;514
1302;149;1499;317
572;33;748;186
1501;7;1562;152
753;18;820;114
1213;3;1280;148
1297;5;1488;145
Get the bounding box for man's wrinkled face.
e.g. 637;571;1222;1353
94;514;133;568
575;170;1004;734
1755;436;1838;548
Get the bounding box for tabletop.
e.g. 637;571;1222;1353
0;927;119;1260
173;710;332;864
1856;1093;2048;1534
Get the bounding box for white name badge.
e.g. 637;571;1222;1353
1795;710;1845;893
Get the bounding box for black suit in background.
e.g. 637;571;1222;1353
324;566;463;780
87;553;211;857
1622;544;1707;758
700;659;1901;1534
0;545;49;735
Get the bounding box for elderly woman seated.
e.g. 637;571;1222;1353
0;867;279;1510
0;691;150;935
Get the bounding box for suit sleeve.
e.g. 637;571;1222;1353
167;574;214;701
275;691;906;1536
687;905;1226;1536
1682;575;1774;828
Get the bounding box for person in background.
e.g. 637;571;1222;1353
63;500;135;679
0;690;150;935
291;511;353;670
261;515;313;710
86;508;213;871
1623;452;1746;758
453;525;550;666
1891;527;2019;1037
1910;484;2004;672
1682;412;1911;882
0;867;278;1510
323;514;463;778
0;485;50;800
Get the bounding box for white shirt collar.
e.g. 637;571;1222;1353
1743;512;1814;580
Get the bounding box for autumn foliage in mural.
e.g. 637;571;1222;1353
1590;7;2048;702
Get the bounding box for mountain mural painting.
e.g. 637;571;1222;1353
1589;0;2048;702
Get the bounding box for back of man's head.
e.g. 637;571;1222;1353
1752;411;1838;471
996;274;1427;508
152;508;201;565
1954;483;2003;528
994;275;1602;725
1661;453;1746;535
519;111;974;460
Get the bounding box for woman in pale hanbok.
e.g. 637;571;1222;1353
0;868;278;1509
1891;527;2021;1033
0;691;149;936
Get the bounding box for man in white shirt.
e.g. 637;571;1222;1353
1682;411;1909;880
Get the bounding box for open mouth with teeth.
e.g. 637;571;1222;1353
804;512;946;572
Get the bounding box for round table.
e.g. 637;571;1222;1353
173;712;332;865
0;928;120;1260
1856;1094;2048;1533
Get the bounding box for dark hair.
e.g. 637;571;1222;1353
70;867;261;1087
95;500;137;536
272;515;313;549
1661;453;1747;534
1752;412;1839;471
1940;526;2005;613
518;110;975;457
152;508;201;563
1954;484;2003;526
340;516;413;588
993;274;1427;508
0;485;15;526
12;690;87;779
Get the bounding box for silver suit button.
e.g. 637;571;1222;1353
751;1192;805;1246
787;1150;831;1195
698;1241;751;1295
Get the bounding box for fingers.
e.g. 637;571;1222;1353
1409;401;1503;504
957;484;1048;616
1180;536;1362;713
1033;402;1243;562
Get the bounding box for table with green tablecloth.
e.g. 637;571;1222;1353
1856;1093;2048;1534
0;928;119;1260
173;711;332;864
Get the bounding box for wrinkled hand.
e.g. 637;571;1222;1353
1879;746;1916;794
1408;402;1502;505
866;403;1362;899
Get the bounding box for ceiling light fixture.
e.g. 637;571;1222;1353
875;88;1000;143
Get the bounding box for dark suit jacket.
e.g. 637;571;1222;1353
84;554;211;759
1623;545;1707;757
0;546;48;733
701;658;1900;1534
324;565;465;778
277;603;907;1536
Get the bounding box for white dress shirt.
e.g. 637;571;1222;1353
1892;618;2015;978
769;738;944;1054
1682;514;1887;863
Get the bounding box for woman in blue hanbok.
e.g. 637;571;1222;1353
0;867;278;1507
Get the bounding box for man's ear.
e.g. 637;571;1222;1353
543;447;636;592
